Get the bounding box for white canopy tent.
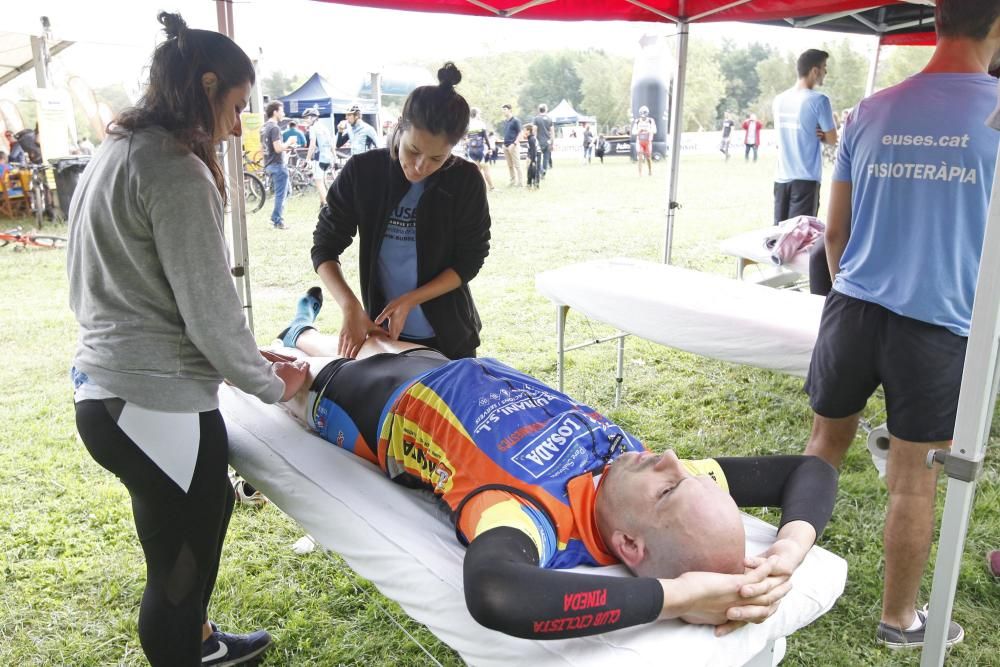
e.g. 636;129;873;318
212;2;996;664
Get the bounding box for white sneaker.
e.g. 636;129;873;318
230;473;267;507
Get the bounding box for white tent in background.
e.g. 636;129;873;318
548;98;596;126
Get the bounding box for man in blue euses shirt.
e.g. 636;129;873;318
803;0;1000;649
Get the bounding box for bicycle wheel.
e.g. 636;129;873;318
243;172;266;213
27;234;67;249
32;184;45;229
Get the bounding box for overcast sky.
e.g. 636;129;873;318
5;0;878;96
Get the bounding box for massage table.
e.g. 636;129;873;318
220;385;847;667
719;228;812;288
535;258;826;405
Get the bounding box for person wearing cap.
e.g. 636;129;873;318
345;103;379;156
501;104;523;187
631;106;656;176
302;106;335;205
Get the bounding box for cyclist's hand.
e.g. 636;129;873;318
274;360;309;402
339;306;377;359
374;294;416;341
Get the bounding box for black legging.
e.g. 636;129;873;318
75;399;235;666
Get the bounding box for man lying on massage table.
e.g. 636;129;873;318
263;290;838;641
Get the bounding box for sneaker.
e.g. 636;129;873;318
232;475;267;507
876;606;964;649
202;624;272;666
272;220;288;230
988;550;1000;578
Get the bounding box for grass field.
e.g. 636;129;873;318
1;150;998;666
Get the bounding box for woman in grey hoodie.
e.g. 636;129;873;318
67;12;307;666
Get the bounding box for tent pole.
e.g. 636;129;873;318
663;21;688;265
864;35;882;98
920;148;1000;666
215;0;254;331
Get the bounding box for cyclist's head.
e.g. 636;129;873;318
346;104;362;124
303;106;320;121
638;106;649;117
389;62;469;168
112;11;255;205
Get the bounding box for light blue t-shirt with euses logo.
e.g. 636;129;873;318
832;73;998;337
773;87;835;183
377;181;435;339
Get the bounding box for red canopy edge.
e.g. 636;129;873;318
881;30;936;47
319;0;906;24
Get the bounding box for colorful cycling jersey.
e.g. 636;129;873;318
633;118;656;144
312;355;731;570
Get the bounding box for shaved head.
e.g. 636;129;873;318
596;451;746;579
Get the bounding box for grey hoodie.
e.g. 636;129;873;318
68;127;283;411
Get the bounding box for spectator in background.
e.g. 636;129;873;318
487;131;499;164
5;130;26;165
803;0;1000;648
303;106;334;207
582;123;594;164
772;49;837;296
335;120;350;154
345;104;379;155
742;113;762;162
773;50;837;230
720;112;736;160
632;106;656;176
524;123;539;188
533;103;554;176
282;120;305;149
501;103;523;187
465;107;494;191
78;137;96;155
261;100;293;230
595;134;608;163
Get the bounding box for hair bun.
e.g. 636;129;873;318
158;11;188;40
437;62;462;90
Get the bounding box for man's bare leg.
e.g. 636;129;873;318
804;412;861;468
880;437;949;628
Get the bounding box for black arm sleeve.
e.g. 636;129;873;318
464;528;663;640
715;456;838;539
311;155;360;271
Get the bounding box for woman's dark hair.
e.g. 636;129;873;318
111;12;254;204
389;62;470;160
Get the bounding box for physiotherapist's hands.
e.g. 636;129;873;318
274;360;309;402
339;304;378;359
374;293;417;340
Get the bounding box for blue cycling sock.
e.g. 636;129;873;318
278;287;323;348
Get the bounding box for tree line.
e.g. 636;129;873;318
264;40;933;135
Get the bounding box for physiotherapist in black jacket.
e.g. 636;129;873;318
311;62;491;360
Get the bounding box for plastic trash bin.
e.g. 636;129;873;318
50;156;91;217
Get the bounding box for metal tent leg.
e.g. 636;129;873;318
615;333;626;407
556;305;568;393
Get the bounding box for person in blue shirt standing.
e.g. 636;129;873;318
803;0;1000;649
344;103;379;156
281;120;305;149
310;63;491;361
501;103;523;187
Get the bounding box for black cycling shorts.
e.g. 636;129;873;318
309;348;449;455
804;291;968;442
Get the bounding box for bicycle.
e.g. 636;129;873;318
242;151;267;213
0;226;67;250
26;164;61;228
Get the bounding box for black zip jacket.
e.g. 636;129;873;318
312;148;491;359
